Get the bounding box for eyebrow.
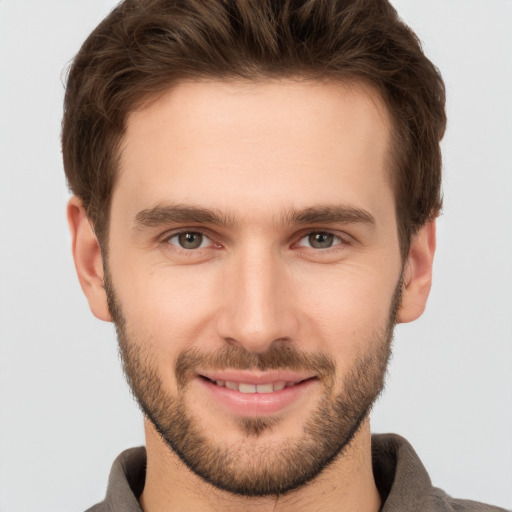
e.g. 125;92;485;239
286;205;375;226
134;204;238;229
133;203;376;230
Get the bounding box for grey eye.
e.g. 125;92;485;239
297;231;344;250
170;231;206;249
308;232;335;249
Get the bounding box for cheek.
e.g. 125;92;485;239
112;261;221;361
294;265;397;360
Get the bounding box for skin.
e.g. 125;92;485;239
68;79;436;512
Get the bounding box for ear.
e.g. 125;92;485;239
397;220;436;324
67;196;112;322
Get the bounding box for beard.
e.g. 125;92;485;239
105;272;401;497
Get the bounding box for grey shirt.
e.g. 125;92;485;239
86;434;508;511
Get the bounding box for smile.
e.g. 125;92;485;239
197;372;317;416
203;377;306;393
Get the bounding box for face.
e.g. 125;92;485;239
102;80;405;495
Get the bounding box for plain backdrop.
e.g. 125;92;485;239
0;1;511;511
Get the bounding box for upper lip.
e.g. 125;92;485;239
198;370;315;385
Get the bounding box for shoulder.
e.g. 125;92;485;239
84;504;106;512
372;434;509;512
84;447;146;512
433;491;510;512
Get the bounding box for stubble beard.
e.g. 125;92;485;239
104;272;400;497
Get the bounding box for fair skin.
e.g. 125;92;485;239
68;80;435;512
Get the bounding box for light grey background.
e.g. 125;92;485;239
0;1;511;511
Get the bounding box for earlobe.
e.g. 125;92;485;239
397;220;436;324
67;196;112;322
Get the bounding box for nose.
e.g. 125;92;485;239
215;244;299;353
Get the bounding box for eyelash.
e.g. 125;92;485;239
163;230;218;253
161;228;351;254
296;231;345;250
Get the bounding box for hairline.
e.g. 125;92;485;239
94;74;410;260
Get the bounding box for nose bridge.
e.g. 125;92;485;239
217;240;296;352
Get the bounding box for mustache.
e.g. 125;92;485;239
175;344;336;389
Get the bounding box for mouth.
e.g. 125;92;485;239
200;376;312;394
197;371;318;416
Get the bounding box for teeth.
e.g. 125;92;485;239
239;383;257;393
256;383;273;393
213;379;295;393
273;381;286;391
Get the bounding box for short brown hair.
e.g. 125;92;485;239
62;0;446;258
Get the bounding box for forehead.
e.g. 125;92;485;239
114;79;394;228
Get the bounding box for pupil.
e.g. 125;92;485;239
178;232;202;249
309;232;333;249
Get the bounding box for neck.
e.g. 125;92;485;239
139;418;381;512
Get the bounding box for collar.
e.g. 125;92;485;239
88;433;504;511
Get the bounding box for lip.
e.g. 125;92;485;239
197;371;318;417
199;369;314;385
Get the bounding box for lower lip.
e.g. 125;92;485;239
199;377;317;417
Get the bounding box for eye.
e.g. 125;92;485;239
167;231;211;250
297;231;343;249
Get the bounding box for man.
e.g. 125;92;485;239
61;1;507;511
